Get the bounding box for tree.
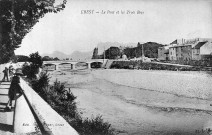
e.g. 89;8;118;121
0;0;67;64
123;47;136;59
105;47;121;59
92;47;98;59
123;42;164;59
42;56;52;61
23;52;43;79
29;51;43;68
53;57;60;61
15;55;29;62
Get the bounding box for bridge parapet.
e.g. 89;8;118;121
42;59;108;70
14;78;79;135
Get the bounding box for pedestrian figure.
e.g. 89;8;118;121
9;65;15;81
5;69;23;111
2;67;9;82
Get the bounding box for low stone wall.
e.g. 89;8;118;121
18;78;79;135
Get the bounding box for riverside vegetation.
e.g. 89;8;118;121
22;52;115;135
29;72;114;135
110;60;212;71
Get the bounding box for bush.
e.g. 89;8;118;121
22;65;31;76
22;65;38;79
29;72;115;135
73;115;114;135
31;72;50;94
109;60;211;71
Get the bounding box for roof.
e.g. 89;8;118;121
170;40;178;45
170;39;185;45
193;41;207;49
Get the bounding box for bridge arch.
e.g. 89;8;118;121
43;63;57;71
42;59;106;71
59;62;76;70
75;61;90;69
76;61;104;69
90;61;103;68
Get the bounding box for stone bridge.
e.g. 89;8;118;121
43;59;107;71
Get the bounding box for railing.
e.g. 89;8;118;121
13;77;79;135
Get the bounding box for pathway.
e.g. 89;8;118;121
0;80;14;135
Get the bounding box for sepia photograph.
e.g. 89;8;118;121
0;0;212;135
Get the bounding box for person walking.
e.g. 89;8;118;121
5;69;23;111
2;67;9;82
9;65;15;81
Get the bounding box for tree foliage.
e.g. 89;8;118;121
15;55;29;62
22;52;43;79
29;73;114;135
123;42;164;59
92;47;98;59
53;57;59;61
105;47;121;59
29;51;43;68
0;0;67;64
92;47;103;59
42;56;52;61
42;56;60;61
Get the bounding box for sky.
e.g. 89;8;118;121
15;0;212;55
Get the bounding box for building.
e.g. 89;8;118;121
168;39;187;60
158;46;169;60
169;46;177;60
167;38;212;61
192;41;212;60
200;41;212;55
169;44;192;61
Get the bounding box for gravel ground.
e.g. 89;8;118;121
48;68;212;135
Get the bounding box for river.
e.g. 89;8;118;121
48;68;212;135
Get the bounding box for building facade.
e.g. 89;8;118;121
169;47;177;60
192;41;212;60
160;38;212;61
181;45;192;61
168;39;187;60
158;46;169;60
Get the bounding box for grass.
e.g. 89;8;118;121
110;60;212;71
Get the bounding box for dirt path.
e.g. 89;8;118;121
0;81;14;135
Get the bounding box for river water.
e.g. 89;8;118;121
48;68;212;135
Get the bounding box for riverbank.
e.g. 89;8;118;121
49;69;212;135
93;69;212;100
110;60;212;71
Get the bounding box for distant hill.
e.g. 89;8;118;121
42;50;93;60
42;51;68;59
70;51;92;61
